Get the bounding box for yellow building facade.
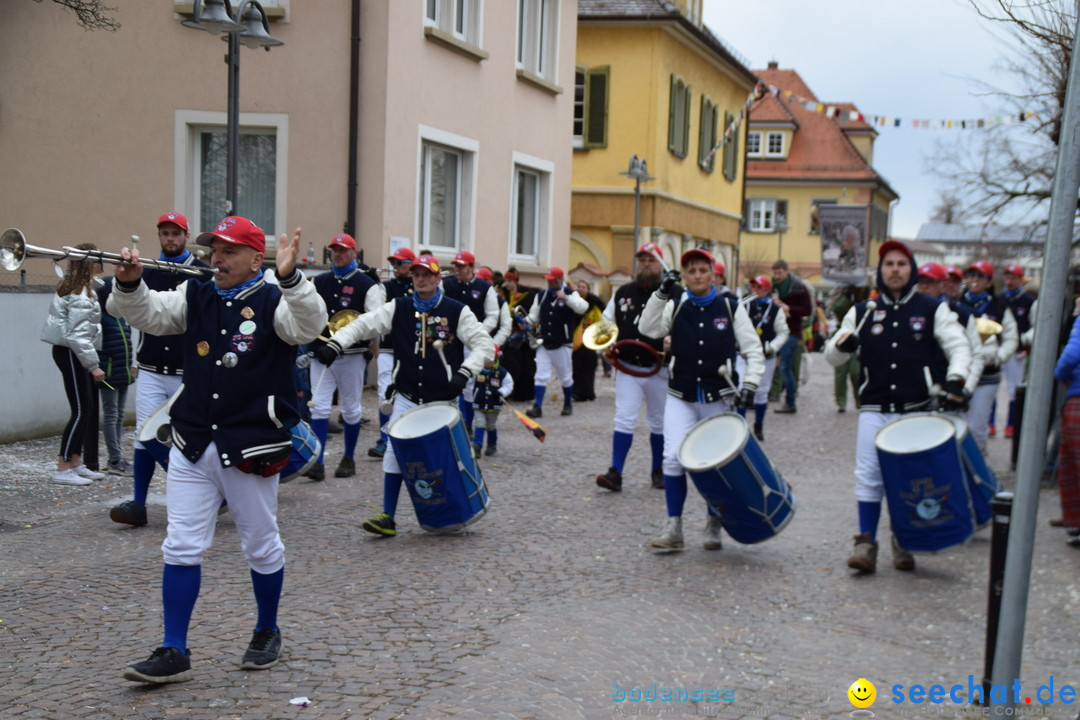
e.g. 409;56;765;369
572;1;757;297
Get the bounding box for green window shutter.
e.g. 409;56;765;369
707;105;718;172
668;75;678;154
584;66;609;148
723;111;737;180
681;84;692;157
698;97;709;166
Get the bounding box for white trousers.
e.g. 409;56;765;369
1002;354;1025;402
662;395;733;477
613;365;668;435
854;411;902;503
135;371;182;451
162;443;284;574
381;394;420;475
310;354;366;424
534;345;574;389
967;383;998;452
736;355;777;406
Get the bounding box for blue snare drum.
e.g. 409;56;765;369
943;414;998;528
281;421;320;483
387;402;490;533
678;413;795;544
874;414;975;552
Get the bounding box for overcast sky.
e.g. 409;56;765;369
702;0;1022;238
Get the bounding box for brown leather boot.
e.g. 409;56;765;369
891;535;915;571
847;532;878;573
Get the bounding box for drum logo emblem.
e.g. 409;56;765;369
900;477;954;525
415;479;435;499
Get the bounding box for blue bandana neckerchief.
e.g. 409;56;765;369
216;270;264;300
751;296;773;329
1003;287;1021;299
684;286;717;307
963;289;991;315
413;287;443;313
160;249;192;264
332;260;358;278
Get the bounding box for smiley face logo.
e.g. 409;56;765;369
848;678;876;709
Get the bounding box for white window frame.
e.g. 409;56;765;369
425;0;482;44
573;67;586;149
508;151;553;267
747;130;762;157
748;198;777;232
516;0;559;82
417;125;478;253
173;110;288;249
765;131;785;157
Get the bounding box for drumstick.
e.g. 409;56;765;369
308;354;327;408
718;361;740;394
836;299;877;349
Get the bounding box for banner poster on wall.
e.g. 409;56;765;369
819;204;871;286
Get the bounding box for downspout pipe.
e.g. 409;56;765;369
346;0;360;241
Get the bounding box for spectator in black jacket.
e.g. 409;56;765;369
97;278;137;476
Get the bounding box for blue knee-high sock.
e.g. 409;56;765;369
488;428;498;446
611;431;634;472
162;564;201;651
311;418;329;463
649;433;664;471
342;422;360;459
754;403;767;426
737;405;747;418
562;386;573;407
989;399;997;426
383;473;402;516
858;501;882;542
378;411;390;442
459;396;475;430
143;438;171;470
132;448;155;506
250;567;284;632
663;474;687;517
472;426;485;446
1007;400;1016;428
534;385;546;407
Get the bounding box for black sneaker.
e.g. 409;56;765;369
241;628;282;670
110;500;148;526
753;424;765;442
334;457;355;478
305;462;325;481
123;646;193;684
596;467;622;491
561;404;573;416
362;512;397;536
368;439;387;458
525;403;542;419
473;443;482;459
484;444;497;457
774;404;797;414
650;468;665;489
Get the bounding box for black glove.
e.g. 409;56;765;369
657;270;681;298
942;379;968;412
449;369;471;397
738;388;756;410
313;342;341;367
836;332;859;354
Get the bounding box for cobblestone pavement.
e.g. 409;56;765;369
1;362;1078;720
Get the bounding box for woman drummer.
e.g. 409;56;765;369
638;248;764;551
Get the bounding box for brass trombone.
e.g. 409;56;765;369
0;227;218;277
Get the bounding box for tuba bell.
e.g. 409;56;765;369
975;317;1003;343
318;308;361;343
582;320;619;351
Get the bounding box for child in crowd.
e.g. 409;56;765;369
472;345;514;458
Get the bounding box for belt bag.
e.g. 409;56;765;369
236;446;291;478
543;339;563;350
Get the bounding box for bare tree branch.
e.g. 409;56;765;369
33;0;120;31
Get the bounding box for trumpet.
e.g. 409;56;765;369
582;320;619;351
0;227;218;277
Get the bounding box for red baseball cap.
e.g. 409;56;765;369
388;247;416;263
878;239;912;260
944;265;963;280
681;248;714;267
918;262;947;282
475;267;494;282
452;250;476;266
636;242;664;262
966;260;994;278
750;275;772;292
714;261;726;277
1004;264;1025;278
544;267;564;281
157;211;189;232
329;234;356;250
196;216;266;254
411;254;441;274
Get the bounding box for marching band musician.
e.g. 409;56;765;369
997;264;1035;438
112;216;326;684
595;242;668;492
916;263;985;401
524;266;588;418
443;250;501;433
307;233;384;481
368;247;415;459
110;212;209;526
736;275;789;442
825;241;970;575
317;254;495;538
957;260;1019;451
638;248;765;551
475;266;512;347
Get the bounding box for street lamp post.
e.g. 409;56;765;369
620;154;655;251
183;0;282;217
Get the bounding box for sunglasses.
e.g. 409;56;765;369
390;259;412;267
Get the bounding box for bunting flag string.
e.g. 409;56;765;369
704;81;1053;163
